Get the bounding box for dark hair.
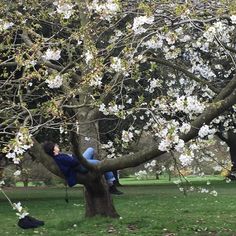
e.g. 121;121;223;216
43;141;56;157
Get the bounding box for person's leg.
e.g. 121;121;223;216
104;171;116;185
83;147;95;160
104;171;123;195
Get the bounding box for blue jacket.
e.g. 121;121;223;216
53;153;80;187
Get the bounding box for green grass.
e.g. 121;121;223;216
1;176;236;236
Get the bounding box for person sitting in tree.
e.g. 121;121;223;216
43;141;123;195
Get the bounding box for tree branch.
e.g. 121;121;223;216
99;88;236;172
148;56;220;94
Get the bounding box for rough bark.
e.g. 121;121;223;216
84;178;119;218
217;130;236;173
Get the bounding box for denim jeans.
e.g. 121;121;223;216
79;147;115;185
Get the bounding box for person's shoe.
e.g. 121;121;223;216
109;185;124;195
113;180;122;187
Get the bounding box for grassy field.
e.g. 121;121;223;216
1;176;236;236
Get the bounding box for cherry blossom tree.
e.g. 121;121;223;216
0;0;236;218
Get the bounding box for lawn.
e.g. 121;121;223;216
1;176;236;236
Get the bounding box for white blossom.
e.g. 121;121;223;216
0;19;14;31
174;96;205;116
13;202;29;219
158;139;172;152
203;26;216;42
135;170;148;180
179;153;194;166
180;123;191;134
89;0;120;21
16;211;29;219
132;15;154;35
174;139;185;152
99;103;109;115
6;152;16;159
213;165;223;172
179;35;191;42
163;46;180;60
53;0;74;19
198;125;216;138
42;49;61;61
14;146;24;155
110;57;126;73
148;78;162;93
46;74;63;89
85;51;94;64
13;157;21;164
165;31;177;45
89;76;102;88
210;190;218;197
142;36;163;49
200;188;209;193
0;180;5;188
14;170;21;177
122;130;134;143
230;15;236;24
13;202;23;213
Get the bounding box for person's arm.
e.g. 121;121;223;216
57;153;80;167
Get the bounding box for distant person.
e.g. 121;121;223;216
43;141;123;195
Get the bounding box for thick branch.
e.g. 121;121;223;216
213;76;236;102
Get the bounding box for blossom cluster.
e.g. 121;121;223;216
110;57;126;74
198;124;216;139
4;128;33;164
156;120;185;152
42;48;61;61
173;96;205;117
135;170;148;180
132;15;154;35
142;35;163;50
85;51;94;65
99;103;125;118
121;130;134;143
46;74;63;89
53;0;74;19
143;160;158;173
0;19;14;31
89;0;120;21
203;21;234;43
179;153;194;167
0;180;5;189
89;75;102;88
101;141;117;159
13;202;29;219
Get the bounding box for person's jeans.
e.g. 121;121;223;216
79;147;115;185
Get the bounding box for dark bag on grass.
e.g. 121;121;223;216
18;215;44;229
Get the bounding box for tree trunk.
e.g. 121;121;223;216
217;130;236;178
84;177;119;218
227;131;236;172
23;180;28;187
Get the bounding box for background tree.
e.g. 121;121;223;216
0;0;236;218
